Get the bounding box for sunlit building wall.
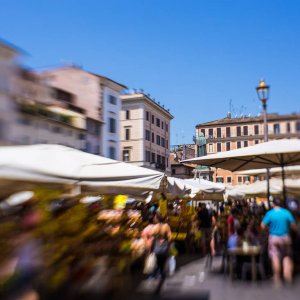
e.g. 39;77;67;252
41;66;126;159
120;92;173;174
195;113;300;185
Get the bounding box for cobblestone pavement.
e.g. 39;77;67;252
137;256;299;300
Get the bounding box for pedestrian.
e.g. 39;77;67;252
227;208;240;237
261;198;296;287
198;203;211;255
151;214;172;280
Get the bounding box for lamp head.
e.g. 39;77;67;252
256;79;270;102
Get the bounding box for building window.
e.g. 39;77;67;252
217;143;222;152
157;154;161;164
151;152;155;163
95;145;100;154
146;111;149;121
217;127;221;138
109;95;117;105
216;177;224;183
237;141;241;148
161;137;165;147
125;128;130;140
166;123;169;132
297;122;300;132
286;122;291;133
126;110;130;120
227;176;232;184
156;118;160;127
162;121;164;129
86;142;91;153
237;126;241;137
152;132;154;143
209;143;213;153
166;140;168;149
156;135;161;145
161;156;166;167
109;146;116;159
145;150;150;162
238;176;243;184
244;176;250;183
201;129;205;136
226;127;231;137
52;126;61;133
145;130;150;141
243;126;248;136
255;140;259;144
53;88;73;103
273;123;280;134
208;128;213;138
123;149;130;162
109;118;116;133
151;115;155;124
244;141;248;147
226;142;230;151
254;125;259;135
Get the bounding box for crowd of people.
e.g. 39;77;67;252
202;198;300;287
138;196;300;288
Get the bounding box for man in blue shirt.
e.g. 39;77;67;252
261;198;296;287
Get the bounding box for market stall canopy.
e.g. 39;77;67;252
181;139;300;171
166;177;192;199
226;178;300;199
284;178;300;196
226;178;283;199
0;144;166;195
235;165;300;177
183;178;225;201
0;166;76;197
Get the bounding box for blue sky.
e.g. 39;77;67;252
1;0;300;144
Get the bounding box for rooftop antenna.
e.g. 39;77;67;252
181;130;185;145
229;99;233;115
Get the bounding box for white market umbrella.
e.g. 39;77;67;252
182;139;300;200
0;166;76;197
0;144;166;196
235;165;300;177
183;178;225;201
227;178;300;199
226;178;282;200
5;191;34;206
284;178;300;197
166;177;192;199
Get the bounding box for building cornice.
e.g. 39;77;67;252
121;93;174;120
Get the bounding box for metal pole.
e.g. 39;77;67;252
281;165;287;204
262;100;271;209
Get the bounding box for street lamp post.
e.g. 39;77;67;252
256;79;271;207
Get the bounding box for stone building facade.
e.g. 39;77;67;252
120;92;173;174
195;113;300;185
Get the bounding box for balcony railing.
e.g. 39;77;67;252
18;102;73;126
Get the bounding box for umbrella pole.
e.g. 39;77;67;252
266;168;271;209
281;165;287;204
